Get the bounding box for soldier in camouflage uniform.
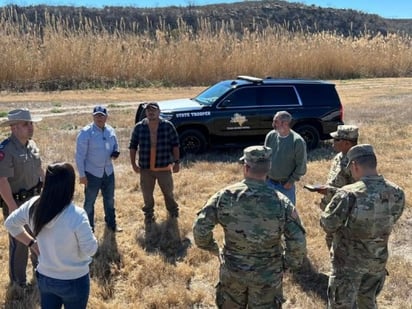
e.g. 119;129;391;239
320;144;405;309
193;145;307;309
318;125;359;249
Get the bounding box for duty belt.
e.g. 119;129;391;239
13;182;43;202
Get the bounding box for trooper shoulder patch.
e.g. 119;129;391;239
0;138;10;150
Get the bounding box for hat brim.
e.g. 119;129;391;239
0;116;42;127
238;155;246;164
330;132;338;138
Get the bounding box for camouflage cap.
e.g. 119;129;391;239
239;145;272;165
346;144;375;167
330;125;359;141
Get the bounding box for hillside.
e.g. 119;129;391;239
3;0;412;36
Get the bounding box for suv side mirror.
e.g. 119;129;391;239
220;99;231;107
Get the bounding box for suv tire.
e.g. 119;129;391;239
179;129;207;155
293;124;320;150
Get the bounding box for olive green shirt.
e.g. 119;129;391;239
264;129;307;184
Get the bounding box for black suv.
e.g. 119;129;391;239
135;76;344;154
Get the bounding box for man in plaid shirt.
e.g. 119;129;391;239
129;102;180;239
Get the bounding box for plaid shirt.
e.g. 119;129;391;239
129;118;179;169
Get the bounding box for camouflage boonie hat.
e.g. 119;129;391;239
330;125;359;141
239;145;272;165
346;144;375;167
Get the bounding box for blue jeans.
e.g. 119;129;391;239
266;180;296;206
36;272;90;309
84;171;116;230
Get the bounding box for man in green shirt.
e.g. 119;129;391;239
264;111;307;205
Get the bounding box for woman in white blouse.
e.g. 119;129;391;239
5;162;98;309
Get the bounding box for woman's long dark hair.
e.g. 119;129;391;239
29;162;76;236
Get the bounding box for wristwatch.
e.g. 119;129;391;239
28;239;36;247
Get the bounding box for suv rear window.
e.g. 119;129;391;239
295;84;340;106
261;86;300;106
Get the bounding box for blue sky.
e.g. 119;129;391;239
0;0;410;19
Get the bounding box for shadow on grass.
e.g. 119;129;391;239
182;140;335;165
290;256;329;303
90;228;123;300
136;217;191;265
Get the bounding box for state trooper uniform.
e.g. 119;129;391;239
0;109;43;286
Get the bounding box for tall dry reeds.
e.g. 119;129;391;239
0;7;411;90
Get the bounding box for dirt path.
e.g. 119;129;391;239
0;87;205;119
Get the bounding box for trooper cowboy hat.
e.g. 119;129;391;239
0;109;42;127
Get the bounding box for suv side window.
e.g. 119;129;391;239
261;86;301;106
220;87;257;108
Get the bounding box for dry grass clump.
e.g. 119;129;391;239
0;78;411;308
0;8;411;89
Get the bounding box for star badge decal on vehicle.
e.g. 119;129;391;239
230;113;248;126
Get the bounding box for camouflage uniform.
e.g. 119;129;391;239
320;125;358;249
320;145;405;309
320;125;359;210
320;152;353;210
193;146;307;309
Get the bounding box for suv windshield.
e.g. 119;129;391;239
194;82;232;105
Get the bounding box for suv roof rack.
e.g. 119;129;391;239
236;75;263;83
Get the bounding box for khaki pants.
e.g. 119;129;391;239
140;169;179;220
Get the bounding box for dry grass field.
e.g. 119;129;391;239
0;77;411;308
